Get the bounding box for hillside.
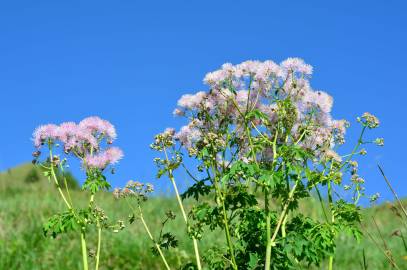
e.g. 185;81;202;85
0;163;406;269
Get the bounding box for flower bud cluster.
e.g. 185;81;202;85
150;128;175;151
165;210;176;220
113;180;154;203
349;160;358;175
369;192;380;203
358;112;380;129
351;174;365;184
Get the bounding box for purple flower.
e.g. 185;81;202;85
177;91;207;110
58;122;78;143
79;116;117;141
105;147;124;164
203;69;228;85
164;128;176;136
314;91;333;113
174;125;201;148
84;147;124;169
32;124;60;148
281;57;313;75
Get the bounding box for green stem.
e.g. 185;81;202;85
339;126;366;171
169;177;202;270
209;161;237;270
327;180;334;270
59;163;74;207
265;129;280;270
281;215;288;238
265;181;298;270
265;189;272;270
220;197;237;270
164;148;202;270
49;144;89;269
378;165;407;220
138;205;171;270
49;147;71;209
95;222;101;270
81;230;89;270
315;186;329;222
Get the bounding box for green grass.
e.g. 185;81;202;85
0;163;406;269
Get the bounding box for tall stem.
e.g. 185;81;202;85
49;144;88;269
138;205;171;270
49;147;71;209
265;128;279;270
265;181;298;270
95;222;101;270
59;164;74;207
209;160;238;270
265;189;272;270
327;180;334;270
220;195;237;270
169;177;202;270
339;126;366;171
81;230;89;270
281;215;288;238
164;149;202;270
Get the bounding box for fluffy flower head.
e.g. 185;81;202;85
79;116;117;141
84;147;124;169
32;124;60;148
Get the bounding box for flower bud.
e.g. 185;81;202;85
32;150;41;158
374;138;384;146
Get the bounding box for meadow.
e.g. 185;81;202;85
0;163;406;270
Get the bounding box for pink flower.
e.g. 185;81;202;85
58;122;78;143
105;147;124;164
84;147;124;169
79;116;117;141
84;152;110;169
324;149;342;163
174;125;201;147
32;124;60;148
281;57;313;75
74;128;99;149
236;60;262;75
203;69;228;85
236;90;249;105
255;60;282;81
259;103;278;123
177;91;207;109
221;63;234;73
331;120;348;134
173;108;185;116
164;128;176;136
314;91;333;113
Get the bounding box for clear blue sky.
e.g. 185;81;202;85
0;1;406;202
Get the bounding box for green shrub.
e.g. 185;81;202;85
24;168;40;183
56;170;80;190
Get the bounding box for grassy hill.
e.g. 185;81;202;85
0;163;406;269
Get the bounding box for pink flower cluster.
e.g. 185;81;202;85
171;58;348;159
33;116;123;170
84;147;123;169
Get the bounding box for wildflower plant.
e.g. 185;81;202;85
151;58;382;269
113;181;176;270
32;116;124;270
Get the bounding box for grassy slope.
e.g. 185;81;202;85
0;163;406;270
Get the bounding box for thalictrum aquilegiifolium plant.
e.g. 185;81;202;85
32;116;125;270
147;58;383;269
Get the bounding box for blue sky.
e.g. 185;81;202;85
0;1;406;202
